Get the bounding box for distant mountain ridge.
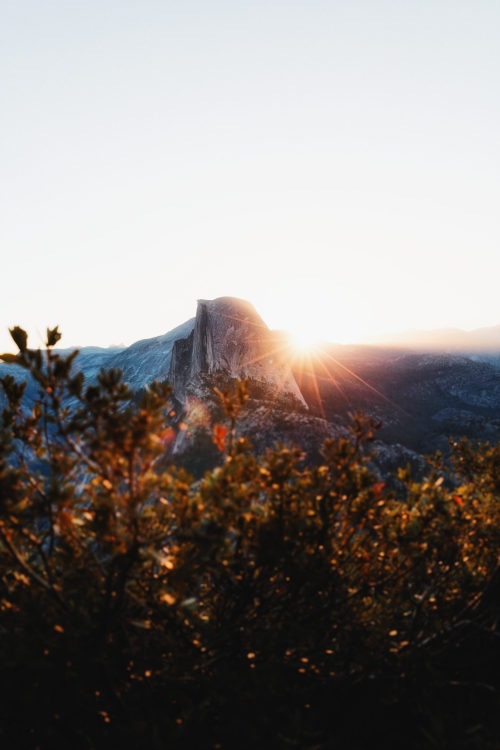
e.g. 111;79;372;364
362;324;500;354
3;297;500;477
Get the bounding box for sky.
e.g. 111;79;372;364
2;0;499;352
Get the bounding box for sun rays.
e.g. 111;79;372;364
210;309;405;426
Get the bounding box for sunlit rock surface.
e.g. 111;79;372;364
3;296;500;477
169;297;306;406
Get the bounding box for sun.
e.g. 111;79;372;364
287;328;320;354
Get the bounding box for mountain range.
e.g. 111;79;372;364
362;325;500;355
2;296;500;477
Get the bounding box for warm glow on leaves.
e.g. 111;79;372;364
2;332;500;746
160;592;176;605
213;423;228;451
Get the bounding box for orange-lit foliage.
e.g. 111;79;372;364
212;423;228;451
1;327;500;748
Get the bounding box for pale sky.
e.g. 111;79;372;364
2;0;499;352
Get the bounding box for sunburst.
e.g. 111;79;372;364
210;309;406;426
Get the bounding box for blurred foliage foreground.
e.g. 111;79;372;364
2;329;500;749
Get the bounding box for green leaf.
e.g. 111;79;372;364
9;326;27;352
0;353;20;364
46;326;62;348
68;372;84;397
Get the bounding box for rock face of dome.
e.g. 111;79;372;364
4;295;500;480
168;297;306;406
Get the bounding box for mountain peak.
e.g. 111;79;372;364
169;296;306;405
196;296;266;325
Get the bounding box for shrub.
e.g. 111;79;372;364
1;327;500;748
